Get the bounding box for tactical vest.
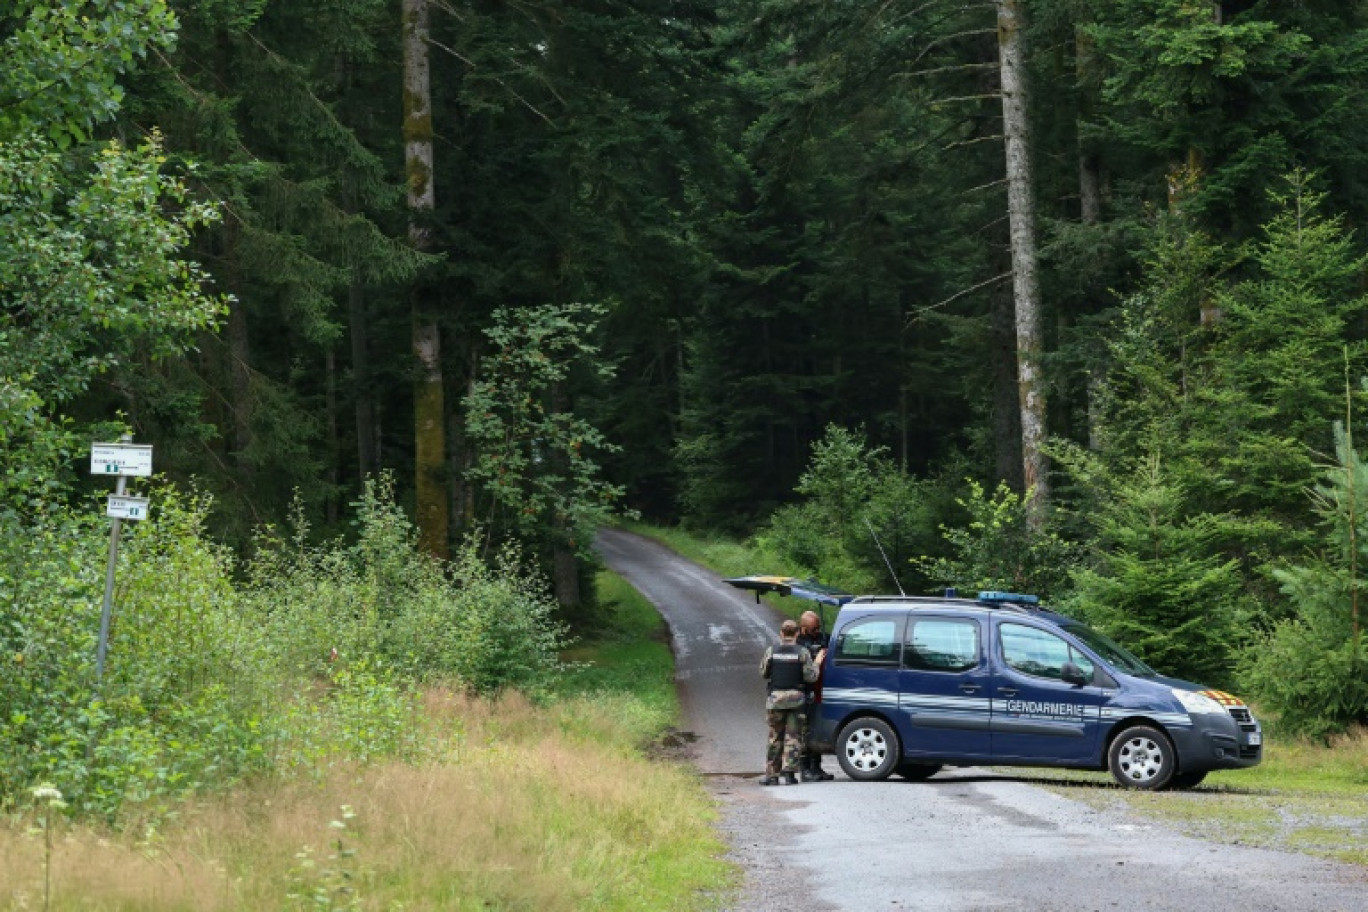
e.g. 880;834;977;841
768;643;806;691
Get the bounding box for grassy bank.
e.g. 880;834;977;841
0;570;736;911
621;520;762;580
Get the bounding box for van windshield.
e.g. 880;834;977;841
1060;622;1155;676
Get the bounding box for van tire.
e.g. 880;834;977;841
835;717;900;781
1108;725;1175;790
896;761;942;781
1168;770;1207;790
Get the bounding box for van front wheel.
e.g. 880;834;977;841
1108;725;1175;790
835;717;900;781
1168;770;1207;790
896;761;942;781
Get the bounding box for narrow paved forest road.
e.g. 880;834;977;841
596;527;1368;912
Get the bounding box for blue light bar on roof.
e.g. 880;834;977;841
977;590;1039;605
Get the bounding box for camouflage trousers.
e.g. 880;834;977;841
801;696;817;767
766;706;806;776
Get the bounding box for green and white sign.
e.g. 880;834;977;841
106;495;150;521
90;443;154;477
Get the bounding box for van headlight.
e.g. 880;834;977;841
1172;688;1225;715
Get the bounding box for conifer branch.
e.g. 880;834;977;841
424;37;557;127
899;61;1000;80
964;177;1009;194
244;31;386;161
932;93;1003;106
944;134;1003;150
428;0;469;22
910;28;998;66
908;273;1013;322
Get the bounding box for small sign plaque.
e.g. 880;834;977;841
90;443;153;477
106;495;150;521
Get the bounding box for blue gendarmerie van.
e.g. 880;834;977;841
811;591;1262;790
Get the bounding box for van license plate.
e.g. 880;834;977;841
1247;732;1262;746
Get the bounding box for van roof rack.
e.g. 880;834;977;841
847;594;960;605
976;590;1040;608
844;591;1046;613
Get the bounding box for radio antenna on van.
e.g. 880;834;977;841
865;517;906;596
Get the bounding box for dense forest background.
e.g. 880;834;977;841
4;0;1368;742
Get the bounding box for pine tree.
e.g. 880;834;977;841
1245;423;1368;736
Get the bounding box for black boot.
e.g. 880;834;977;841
780;771;799;785
801;756;833;781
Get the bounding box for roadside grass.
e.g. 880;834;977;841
626;521;1368;869
621;520;765;580
0;569;736;911
559;568;680;740
1016;728;1368;867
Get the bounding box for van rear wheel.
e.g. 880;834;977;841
835;717;899;781
1108;725;1175;790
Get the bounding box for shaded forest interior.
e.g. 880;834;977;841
6;1;1368;723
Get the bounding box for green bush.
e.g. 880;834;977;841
914;479;1079;601
0;474;572;821
754;425;950;595
270;660;422;776
1057;450;1245;686
0;487;272;819
245;475;569;696
1244;425;1368;736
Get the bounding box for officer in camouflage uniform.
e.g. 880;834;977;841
796;610;834;781
759;618;818;785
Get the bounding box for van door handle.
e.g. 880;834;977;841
998;688;1018;698
959;683;981;694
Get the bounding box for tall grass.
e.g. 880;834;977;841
0;689;734;911
0;564;736;910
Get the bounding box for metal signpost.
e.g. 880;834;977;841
91;436;152;686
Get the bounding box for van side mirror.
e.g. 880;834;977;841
1061;661;1089;686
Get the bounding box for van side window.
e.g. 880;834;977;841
834;618;901;666
904;619;979;672
1000;623;1095;681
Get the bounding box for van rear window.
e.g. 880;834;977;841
834;618;901;666
904;618;979;672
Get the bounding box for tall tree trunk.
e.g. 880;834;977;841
997;0;1049;525
993;281;1024;489
403;0;448;558
226;294;253;462
1075;24;1106;451
348;281;377;483
553;547;581;612
448;347;478;532
1076;25;1103;227
325;346;340;524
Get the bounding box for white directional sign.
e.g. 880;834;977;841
90;443;153;477
106;495;150;521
